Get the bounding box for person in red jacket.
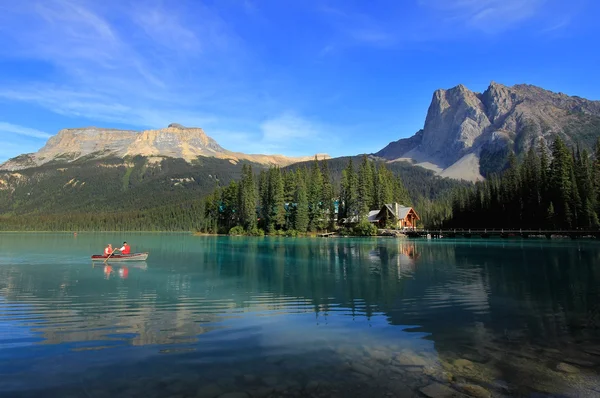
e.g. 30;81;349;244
117;241;131;255
104;244;113;257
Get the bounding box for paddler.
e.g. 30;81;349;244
117;241;131;255
104;243;113;257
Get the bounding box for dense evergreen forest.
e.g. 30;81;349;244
0;201;206;231
437;137;600;230
285;155;470;201
200;156;412;236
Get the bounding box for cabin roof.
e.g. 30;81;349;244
385;203;412;220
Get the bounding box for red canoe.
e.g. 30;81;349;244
91;253;149;262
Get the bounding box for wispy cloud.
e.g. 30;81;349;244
318;5;396;54
419;0;554;33
0;122;51;139
214;112;337;157
0;0;249;131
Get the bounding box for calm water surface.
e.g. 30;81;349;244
0;233;599;397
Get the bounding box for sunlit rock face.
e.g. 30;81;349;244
0;123;330;171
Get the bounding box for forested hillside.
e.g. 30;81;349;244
0;156;258;215
440;138;600;230
284;155;469;201
0;150;466;231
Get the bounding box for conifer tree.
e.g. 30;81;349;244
293;170;309;232
307;157;324;231
340;158;358;221
357;155;374;219
269;167;286;231
320;160;335;230
238;164;257;231
549;138;573;228
594;138;600;216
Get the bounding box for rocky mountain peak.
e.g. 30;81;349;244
376;82;600;182
420;84;490;166
0;125;330;171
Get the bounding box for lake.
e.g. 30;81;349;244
0;233;599;398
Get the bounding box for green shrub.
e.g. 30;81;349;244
248;227;265;236
352;221;378;236
338;227;352;236
228;226;245;236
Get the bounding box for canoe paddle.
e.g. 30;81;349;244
104;248;118;264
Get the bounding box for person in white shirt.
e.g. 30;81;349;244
117;241;131;255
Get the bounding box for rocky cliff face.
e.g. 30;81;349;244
376;82;600;181
0;123;329;171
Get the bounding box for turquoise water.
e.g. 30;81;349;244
0;233;599;397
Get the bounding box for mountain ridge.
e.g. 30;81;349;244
0;123;329;171
3;82;600;183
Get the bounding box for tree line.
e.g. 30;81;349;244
200;156;411;235
0;200;206;232
438;137;600;230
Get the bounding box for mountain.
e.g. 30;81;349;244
0;123;329;171
375;82;600;181
0;155;258;216
0;124;465;222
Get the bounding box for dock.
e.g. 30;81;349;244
404;229;600;240
317;232;337;237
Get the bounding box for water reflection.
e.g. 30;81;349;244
92;262;148;279
0;234;599;397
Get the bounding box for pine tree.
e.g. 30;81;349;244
320;160;335;230
283;170;297;230
258;170;269;229
549;138;573;229
269;167;286;231
238;164;257;231
340;158;358;222
521;147;541;228
574;148;598;228
307;157;324;231
594;138;600;217
222;180;239;229
569;161;582;228
357;155;374;219
293;170;309;232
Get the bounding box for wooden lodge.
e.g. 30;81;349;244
343;203;420;229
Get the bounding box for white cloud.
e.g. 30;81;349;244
0;122;51;139
419;0;549;33
318;5;396;52
261;113;322;144
214;113;336;157
0;0;247;131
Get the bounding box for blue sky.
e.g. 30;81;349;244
0;0;599;162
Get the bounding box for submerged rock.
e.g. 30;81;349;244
419;382;463;398
452;359;475;370
556;362;579;373
217;393;249;398
196;383;224;398
394;352;429;367
424;367;454;383
455;383;492;398
350;362;378;377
